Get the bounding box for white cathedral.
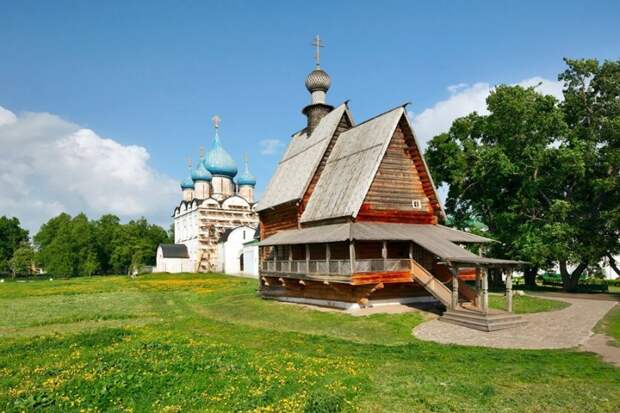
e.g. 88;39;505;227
155;116;259;276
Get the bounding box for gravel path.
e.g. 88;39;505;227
413;296;616;350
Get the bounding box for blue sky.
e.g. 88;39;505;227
1;1;619;232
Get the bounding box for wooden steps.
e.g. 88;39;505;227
410;262;525;331
440;307;526;332
410;260;452;307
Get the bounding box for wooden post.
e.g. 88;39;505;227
382;240;388;271
305;244;310;274
288;245;293;273
451;266;459;310
506;269;513;313
325;243;331;274
408;242;414;273
273;246;277;273
475;266;481;308
349;240;356;274
481;267;489;314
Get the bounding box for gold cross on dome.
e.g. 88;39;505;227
312;34;324;66
187;157;192;169
211;115;221;129
199;146;205;159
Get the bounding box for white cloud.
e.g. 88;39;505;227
259;138;284;155
0;105;178;234
0;106;17;126
411;76;564;149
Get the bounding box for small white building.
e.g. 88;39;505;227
155;244;195;273
216;225;258;277
242;239;260;277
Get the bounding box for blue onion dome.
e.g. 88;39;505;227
205;118;238;177
191;158;212;181
180;174;195;190
237;156;256;186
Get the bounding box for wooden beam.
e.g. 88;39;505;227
382;241;388;269
305;244;310;274
369;282;385;294
481;268;489;314
450;266;459;310
349;240;356;274
506;269;513;313
475;266;481;308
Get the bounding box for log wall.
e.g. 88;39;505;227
357;119;440;224
260;278;430;304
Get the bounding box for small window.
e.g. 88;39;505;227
412;199;423;209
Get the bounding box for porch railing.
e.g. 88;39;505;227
261;259;410;275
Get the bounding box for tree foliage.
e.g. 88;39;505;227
425;58;620;291
9;243;35;278
33;213;171;277
0;216;29;273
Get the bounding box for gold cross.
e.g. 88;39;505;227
187;157;192;169
312;34;324;67
199;146;205;159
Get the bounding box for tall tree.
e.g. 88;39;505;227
555;59;620;289
9;243;35;278
93;214;121;274
426;85;566;286
425;58;620;291
0;216;29;273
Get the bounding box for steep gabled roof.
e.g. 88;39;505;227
255;103;352;212
300;106;446;223
300;106;405;223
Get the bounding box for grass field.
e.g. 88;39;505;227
595;305;620;346
1;274;619;412
488;293;570;314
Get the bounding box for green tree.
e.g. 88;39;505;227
0;216;29;273
425;58;620;291
554;58;620;290
9;243;35;278
426;85;565;286
93;214;121;274
35;213;170;277
83;252;99;277
34;213;100;277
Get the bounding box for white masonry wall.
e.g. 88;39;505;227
218;226;256;275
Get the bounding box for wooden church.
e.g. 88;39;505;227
256;38;525;330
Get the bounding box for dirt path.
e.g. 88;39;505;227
413;296;618;363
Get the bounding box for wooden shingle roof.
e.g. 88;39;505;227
255;103;351;211
300;106;400;222
300;105;445;223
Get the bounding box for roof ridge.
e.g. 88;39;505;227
347;103;406;129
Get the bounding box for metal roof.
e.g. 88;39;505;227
255;103;350;211
300;107;404;223
258;223;524;267
159;244;190;259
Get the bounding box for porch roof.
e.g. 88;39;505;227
258;222;525;268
